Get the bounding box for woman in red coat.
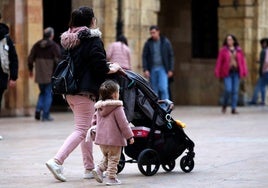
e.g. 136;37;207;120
215;34;248;114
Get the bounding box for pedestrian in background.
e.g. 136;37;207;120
261;47;268;93
248;38;268;105
106;35;131;70
28;27;61;121
142;25;174;100
90;80;134;186
215;34;248;114
0;12;18;113
45;6;122;182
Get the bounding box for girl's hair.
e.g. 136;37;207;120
117;35;128;46
99;80;120;100
223;34;239;47
69;6;94;28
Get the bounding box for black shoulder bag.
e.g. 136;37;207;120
51;52;79;95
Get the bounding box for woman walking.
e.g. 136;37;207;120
106;35;131;70
215;34;248;114
45;6;121;182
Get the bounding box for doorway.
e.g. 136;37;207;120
43;0;71;110
43;0;71;43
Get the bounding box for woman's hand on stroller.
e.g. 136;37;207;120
128;137;134;145
108;62;124;74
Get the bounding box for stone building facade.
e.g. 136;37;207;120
0;0;267;116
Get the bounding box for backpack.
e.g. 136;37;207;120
51;53;79;94
0;37;10;74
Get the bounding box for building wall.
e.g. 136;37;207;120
0;0;267;116
159;0;220;105
123;0;160;72
218;0;264;102
158;0;265;105
0;0;42;116
256;0;268;102
73;0;160;72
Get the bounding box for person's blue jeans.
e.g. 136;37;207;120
251;77;266;104
150;66;169;100
36;83;53;119
223;72;240;110
261;72;268;96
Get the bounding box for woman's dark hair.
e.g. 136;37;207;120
69;6;94;28
99;80;119;100
223;34;239;47
117;35;128;46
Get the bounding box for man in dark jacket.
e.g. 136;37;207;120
248;38;268;105
28;27;61;121
0;12;19;112
142;25;174;100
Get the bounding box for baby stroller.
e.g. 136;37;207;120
110;70;195;176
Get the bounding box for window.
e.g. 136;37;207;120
192;0;219;58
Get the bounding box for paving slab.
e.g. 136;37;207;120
0;106;268;188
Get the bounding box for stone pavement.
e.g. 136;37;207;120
1;106;268;188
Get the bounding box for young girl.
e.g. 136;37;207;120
90;80;134;186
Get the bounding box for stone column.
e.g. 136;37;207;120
24;0;43;116
0;0;42;116
123;0;160;72
102;0;117;46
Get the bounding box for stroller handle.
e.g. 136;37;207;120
158;99;174;113
117;69;127;76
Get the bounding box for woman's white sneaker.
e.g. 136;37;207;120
83;169;94;179
92;167;103;183
45;159;66;182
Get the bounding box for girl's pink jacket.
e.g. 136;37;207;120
214;46;248;79
92;100;134;147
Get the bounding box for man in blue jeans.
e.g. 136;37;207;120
28;27;61;121
142;25;174;100
248;38;268;105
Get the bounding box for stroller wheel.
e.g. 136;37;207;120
117;152;125;174
180;156;195;173
137;149;160;176
162;160;176;172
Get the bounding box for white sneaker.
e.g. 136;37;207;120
103;171;107;178
83;169;94;179
46;159;66;182
106;178;121;186
92;167;103;183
